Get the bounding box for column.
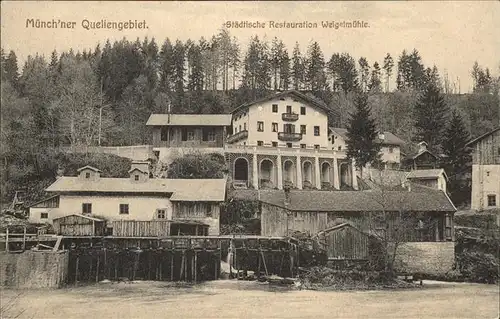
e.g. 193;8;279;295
252;150;259;189
277;154;283;190
296;155;303;189
333;157;340;190
314;156;321;189
351;159;359;190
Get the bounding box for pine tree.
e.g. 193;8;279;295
443;110;471;172
305;41;327;92
442;110;471;203
4;50;19;89
335;53;359;94
369;62;382;92
159;38;175;94
358;57;370;92
383;53;394;92
291;42;304;90
412;83;450;151
346;94;381;172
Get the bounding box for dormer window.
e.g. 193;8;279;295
134;175;140;181
85;172;90;179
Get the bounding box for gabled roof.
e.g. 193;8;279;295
466;127;500;146
329;127;405;146
258;189;456;212
128;167;148;174
407;169;448;180
77;165;102;173
146;114;232;126
411;149;438;160
45;177;227;201
232;90;331;115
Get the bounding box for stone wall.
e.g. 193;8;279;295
394;242;455;275
0;251;69;288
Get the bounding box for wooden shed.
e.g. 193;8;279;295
111;220;209;237
53;214;106;236
315;223;372;260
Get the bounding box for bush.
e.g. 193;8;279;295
456;251;499;284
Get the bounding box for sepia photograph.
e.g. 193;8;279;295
0;1;499;318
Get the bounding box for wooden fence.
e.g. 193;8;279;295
112;220;171;237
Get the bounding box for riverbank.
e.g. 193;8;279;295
2;280;498;318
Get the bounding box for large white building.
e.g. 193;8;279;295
225;91;357;190
467;127;500;210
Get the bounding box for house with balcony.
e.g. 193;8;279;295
225;90;357;191
146;114;232;163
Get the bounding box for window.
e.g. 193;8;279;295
85;172;90;179
487;171;490;177
314;126;320;136
243;123;247;131
272;141;278;147
286;105;292;113
160;127;169;141
300;144;306;149
314;144;320;150
300;125;306;135
283;123;295;133
287;143;292;148
181;128;188;141
389;147;394;153
239;125;242;132
279;97;285;101
338;146;342;151
157;209;166;219
202;128;216;141
272;104;278;113
257;141;263;146
40;212;48;219
257;121;264;132
487;195;497;207
206;205;212;217
119;204;129;215
234;126;238;133
134;175;139;181
272;122;278;132
187;129;195;141
82;203;92;215
300;106;306;115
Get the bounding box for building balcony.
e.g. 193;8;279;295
278;132;302;142
282;112;299;122
226;130;248;144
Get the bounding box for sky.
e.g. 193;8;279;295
1;1;499;93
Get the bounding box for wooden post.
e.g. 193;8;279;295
170;251;174;281
5;228;9;252
180;251;185;280
96;252;100;282
260;250;269;277
89;254;93;282
22;226;26;251
257;249;261;279
194;251;197;283
75;256;79;286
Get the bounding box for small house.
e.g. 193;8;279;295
53;214;106;236
406;168;448;193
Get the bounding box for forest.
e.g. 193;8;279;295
1;28;499;204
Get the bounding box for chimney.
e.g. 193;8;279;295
418;141;428;153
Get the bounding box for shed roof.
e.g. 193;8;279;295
28;194;60;208
258;189;455;212
46;177;226;201
146;114;232;126
53;214;104;222
466;127;500;146
407;169;448;180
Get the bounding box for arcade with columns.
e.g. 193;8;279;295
225;145;358;190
